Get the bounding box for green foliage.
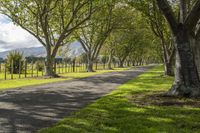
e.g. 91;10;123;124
40;66;200;133
76;53;88;63
6;51;24;74
0;68;127;90
100;55;109;64
0;0;95;45
35;60;45;71
128;0;173;64
76;0;126;65
25;56;45;63
0;0;98;76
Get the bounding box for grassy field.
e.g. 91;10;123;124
0;67;128;90
40;66;200;133
0;63;118;80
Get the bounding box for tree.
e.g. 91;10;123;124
129;0;175;76
6;51;24;74
128;29;161;66
103;3;140;69
108;8;157;68
156;0;200;97
103;35;116;69
0;0;95;77
195;27;200;77
113;29;141;68
76;1;116;72
146;1;175;76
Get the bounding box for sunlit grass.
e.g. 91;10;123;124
0;63;123;80
40;66;200;133
0;78;66;90
0;67;128;90
60;67;129;78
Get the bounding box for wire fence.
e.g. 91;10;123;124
0;60;125;80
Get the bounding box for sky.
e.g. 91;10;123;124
0;14;42;52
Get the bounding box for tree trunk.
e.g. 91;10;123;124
161;39;174;76
118;60;124;68
87;59;94;72
167;27;200;97
194;33;200;78
44;53;56;77
127;60;130;67
132;61;135;66
163;50;174;76
107;51;113;70
164;62;174;76
139;59;143;66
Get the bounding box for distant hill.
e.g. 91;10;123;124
0;41;84;59
0;47;46;59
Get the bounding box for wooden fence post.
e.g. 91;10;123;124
81;62;83;72
31;61;34;77
96;61;98;70
58;63;60;74
73;60;75;72
68;63;70;72
54;61;57;75
36;65;39;77
42;61;44;76
62;62;64;74
65;62;67;73
18;61;21;79
78;61;81;72
66;63;68;73
25;60;27;78
11;59;14;80
70;62;73;72
4;63;7;80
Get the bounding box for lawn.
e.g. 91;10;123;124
0;67;128;90
40;66;200;133
0;63;118;80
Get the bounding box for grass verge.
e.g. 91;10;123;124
40;66;200;133
0;68;128;90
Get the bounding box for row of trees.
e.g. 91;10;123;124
2;0;199;97
129;0;200;97
0;0;159;74
0;0;96;76
157;0;200;97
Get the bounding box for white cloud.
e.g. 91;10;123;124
0;14;42;52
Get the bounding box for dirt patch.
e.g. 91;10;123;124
129;91;200;108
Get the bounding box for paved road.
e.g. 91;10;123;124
0;66;152;133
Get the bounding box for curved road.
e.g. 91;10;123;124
0;66;152;133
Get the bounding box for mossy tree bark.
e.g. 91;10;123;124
157;0;200;97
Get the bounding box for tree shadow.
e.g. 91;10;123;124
0;66;152;133
75;66;152;85
42;91;200;133
0;90;105;133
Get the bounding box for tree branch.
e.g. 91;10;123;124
184;0;200;30
156;0;178;34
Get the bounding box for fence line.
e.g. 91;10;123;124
0;60;128;80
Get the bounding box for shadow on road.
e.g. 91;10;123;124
0;66;152;133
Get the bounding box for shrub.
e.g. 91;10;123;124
101;55;109;64
35;60;44;71
6;51;24;74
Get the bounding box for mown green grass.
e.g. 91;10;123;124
0;68;128;90
0;63;119;80
40;66;200;133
